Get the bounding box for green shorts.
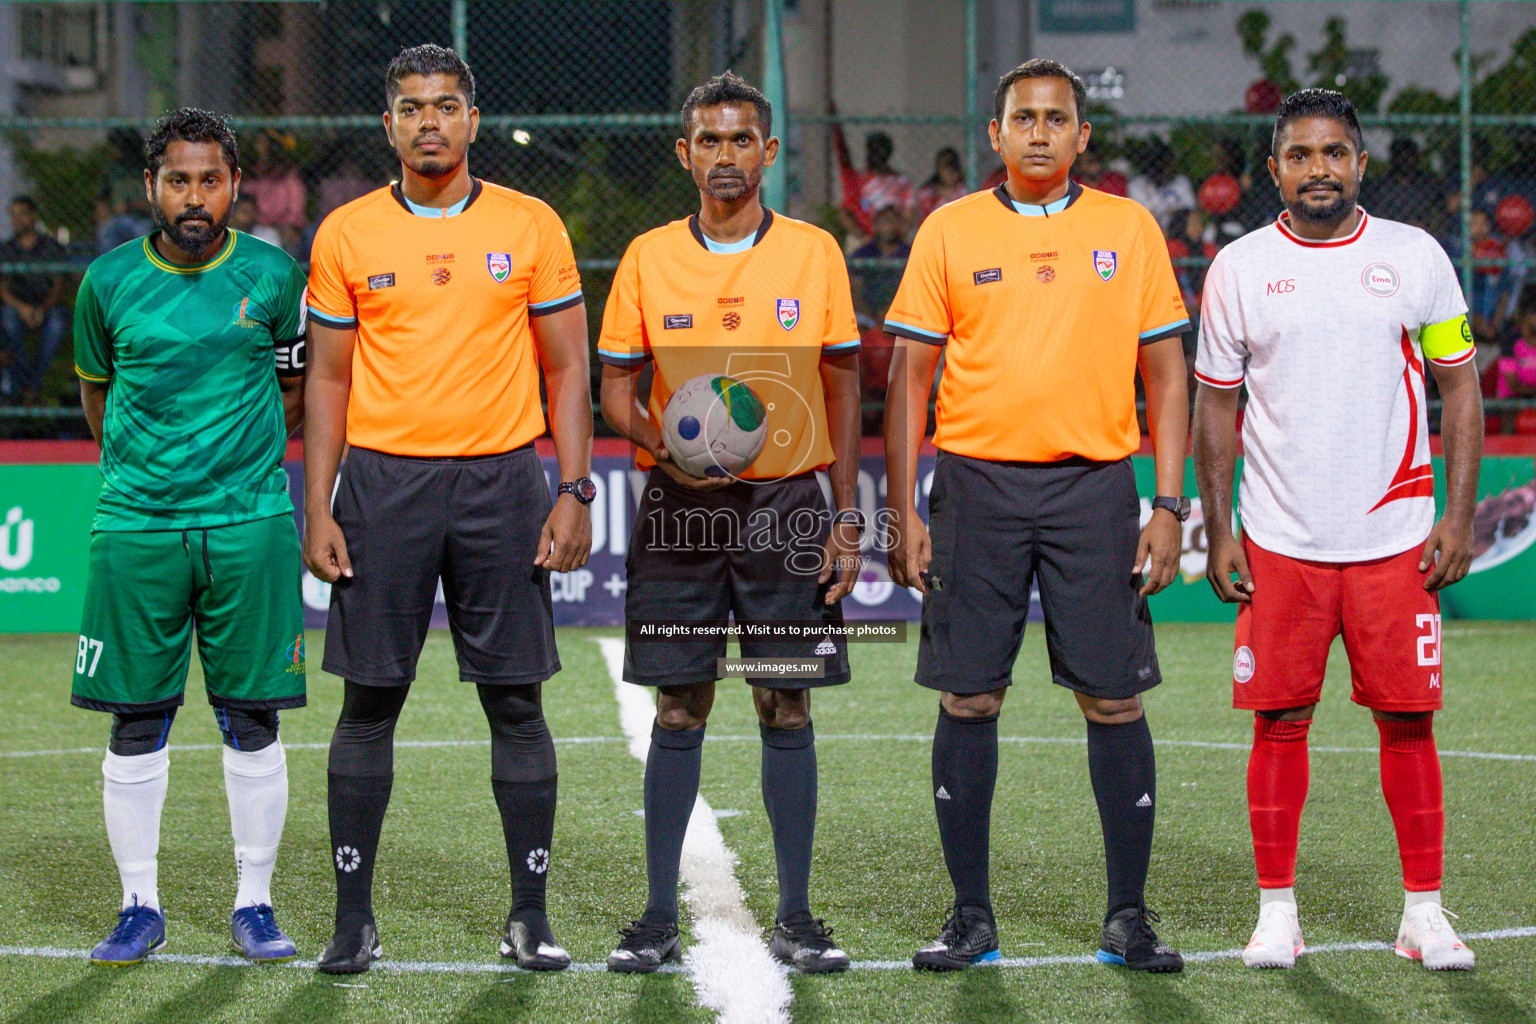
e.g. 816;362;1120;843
71;515;307;713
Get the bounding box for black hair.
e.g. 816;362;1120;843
1520;282;1536;319
924;146;962;188
865;131;894;169
680;71;772;138
1271;88;1363;158
385;44;475;110
10;195;37;213
994;58;1088;124
144;108;239;175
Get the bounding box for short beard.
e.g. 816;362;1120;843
702;171;756;203
151;203;227;259
1290;185;1356;224
402;150;463;181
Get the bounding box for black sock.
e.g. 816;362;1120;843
492;777;557;924
1086;715;1157;918
761;720;817;922
327;681;408;934
643;722;704;924
933;706;998;911
327;772;393;933
479;684;558;927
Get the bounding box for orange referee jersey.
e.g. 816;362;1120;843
307;179;581;457
598;209;860;480
885;182;1189;463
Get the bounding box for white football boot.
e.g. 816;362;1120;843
1242;901;1304;969
1396;903;1475;970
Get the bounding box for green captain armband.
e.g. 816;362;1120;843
1421;314;1474;364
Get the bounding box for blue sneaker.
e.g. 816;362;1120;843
91;900;166;965
232;904;298;963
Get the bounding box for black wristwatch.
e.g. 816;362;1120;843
832;509;866;535
559;477;597;505
1151;496;1191;522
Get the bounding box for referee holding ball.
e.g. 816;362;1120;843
884;59;1191;972
302;45;593;974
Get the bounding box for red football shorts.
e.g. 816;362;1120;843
1232;536;1444;713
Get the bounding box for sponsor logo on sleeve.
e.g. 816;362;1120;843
1234;645;1256;683
973;267;1003;285
1093;249;1118;281
664;314;694;330
367;273;395;290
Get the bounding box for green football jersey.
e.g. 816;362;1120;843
73;230;308;532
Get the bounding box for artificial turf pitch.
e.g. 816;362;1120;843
1;623;1533;1024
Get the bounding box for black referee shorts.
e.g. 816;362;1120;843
321;444;560;687
915;451;1160;699
623;469;851;690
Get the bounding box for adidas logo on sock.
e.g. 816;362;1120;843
1135;793;1153;808
814;638;837;656
935;786;952;801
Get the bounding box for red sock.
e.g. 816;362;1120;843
1247;716;1311;889
1376;716;1444;891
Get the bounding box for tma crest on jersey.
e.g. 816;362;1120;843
1093;250;1117;281
777;298;800;331
486;252;512;283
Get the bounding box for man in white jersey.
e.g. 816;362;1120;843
1192;90;1484;972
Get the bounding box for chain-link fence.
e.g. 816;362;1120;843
3;0;1536;435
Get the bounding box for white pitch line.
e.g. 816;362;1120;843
0;737;626;759
595;637;792;1024
4;734;1533;763
4;926;1533;976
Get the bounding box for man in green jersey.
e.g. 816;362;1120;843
71;109;308;966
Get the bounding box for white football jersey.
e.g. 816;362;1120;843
1195;210;1473;562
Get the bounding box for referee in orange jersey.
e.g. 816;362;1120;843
597;72;861;975
302;46;592;974
884;59;1191;972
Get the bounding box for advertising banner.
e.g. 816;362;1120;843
0;465;101;632
7;451;1532;633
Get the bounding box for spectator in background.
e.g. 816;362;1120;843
1496;288;1536;399
315;154;376;222
94;178;153;254
833;122;913;241
850;205;910;321
0;197;69;401
1128;139;1195;233
242;130;307;253
231;194;284;248
1443;208;1511;345
1164;207;1217;316
915;147;969;224
1478;132;1536;217
1362;138;1442;230
1228;141;1281;233
1073;147;1128;196
849;204;910;406
1164;205;1216;386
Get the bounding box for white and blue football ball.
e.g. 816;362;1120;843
660;373;768;478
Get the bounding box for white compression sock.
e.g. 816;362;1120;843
1406;889;1442;910
223;741;288;911
1260;887;1296;907
102;747;170;912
